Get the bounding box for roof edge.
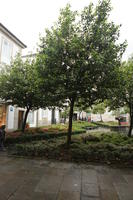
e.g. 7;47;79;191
0;23;27;49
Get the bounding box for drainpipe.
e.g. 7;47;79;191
36;110;39;127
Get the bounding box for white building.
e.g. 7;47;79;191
0;23;60;131
91;109;116;122
27;108;60;128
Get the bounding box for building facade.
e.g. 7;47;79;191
0;23;27;131
0;23;60;131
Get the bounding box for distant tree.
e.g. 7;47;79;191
107;57;133;137
0;55;43;132
92;102;106;122
37;1;126;146
60;107;69;123
74;103;91;120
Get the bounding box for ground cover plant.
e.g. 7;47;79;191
93;121;122;127
5;121;96;145
6;121;97;137
11;131;133;165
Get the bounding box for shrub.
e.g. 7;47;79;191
82;134;100;143
5;130;86;145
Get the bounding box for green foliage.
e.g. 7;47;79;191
93;121;118;127
37;1;126;145
5;130;86;145
0;55;44;131
108;60;133;110
92;103;106;115
12;132;133;164
44;121;96;132
38;1;126;105
107;58;133;136
92;102;106;121
82;135;100;143
0;55;41;110
60;107;69;121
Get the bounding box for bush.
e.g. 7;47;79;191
5;130;86;145
8;130;133;165
100;133;133;146
82;134;100;143
11;137;133;165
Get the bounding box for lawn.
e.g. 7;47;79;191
95;121;119;126
6;120;97;138
42;120;97;132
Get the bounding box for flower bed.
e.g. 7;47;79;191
10;132;133;165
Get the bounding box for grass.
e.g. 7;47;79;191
6;120;97;138
93;121;119;126
42;120;97;132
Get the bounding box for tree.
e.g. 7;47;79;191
37;1;126;146
107;58;133;137
92;102;106;122
0;55;43;132
60;107;69;123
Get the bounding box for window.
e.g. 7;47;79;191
42;109;47;118
12;44;19;58
1;38;12;64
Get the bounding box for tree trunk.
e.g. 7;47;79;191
118;119;121;126
79;111;82;120
67;99;75;147
64;117;66;124
22;108;30;132
100;114;103;122
128;105;133;137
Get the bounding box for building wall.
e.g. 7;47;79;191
0;29;23;131
6;105;15;130
0;26;61;131
27;108;60;128
91;109;116;122
0;31;21;66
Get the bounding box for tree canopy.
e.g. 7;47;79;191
0;55;43;131
37;0;126;146
107;57;133;136
92;102;106;122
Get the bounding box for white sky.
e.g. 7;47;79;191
0;0;132;60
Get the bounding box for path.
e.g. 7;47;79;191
0;152;133;200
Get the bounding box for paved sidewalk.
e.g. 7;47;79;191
0;152;133;200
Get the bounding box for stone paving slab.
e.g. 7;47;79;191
58;191;80;200
0;154;133;200
114;183;133;200
100;189;119;200
60;175;81;192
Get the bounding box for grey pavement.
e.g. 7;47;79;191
0;152;133;200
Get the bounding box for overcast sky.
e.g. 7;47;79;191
0;0;132;60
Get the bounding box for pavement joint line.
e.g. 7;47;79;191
80;168;83;200
55;169;67;200
97;170;103;200
7;179;27;200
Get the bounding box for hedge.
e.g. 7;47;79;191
13;140;133;164
5;130;86;145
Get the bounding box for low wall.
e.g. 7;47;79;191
110;126;129;133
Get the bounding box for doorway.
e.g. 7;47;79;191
0;104;7;127
18;111;24;129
